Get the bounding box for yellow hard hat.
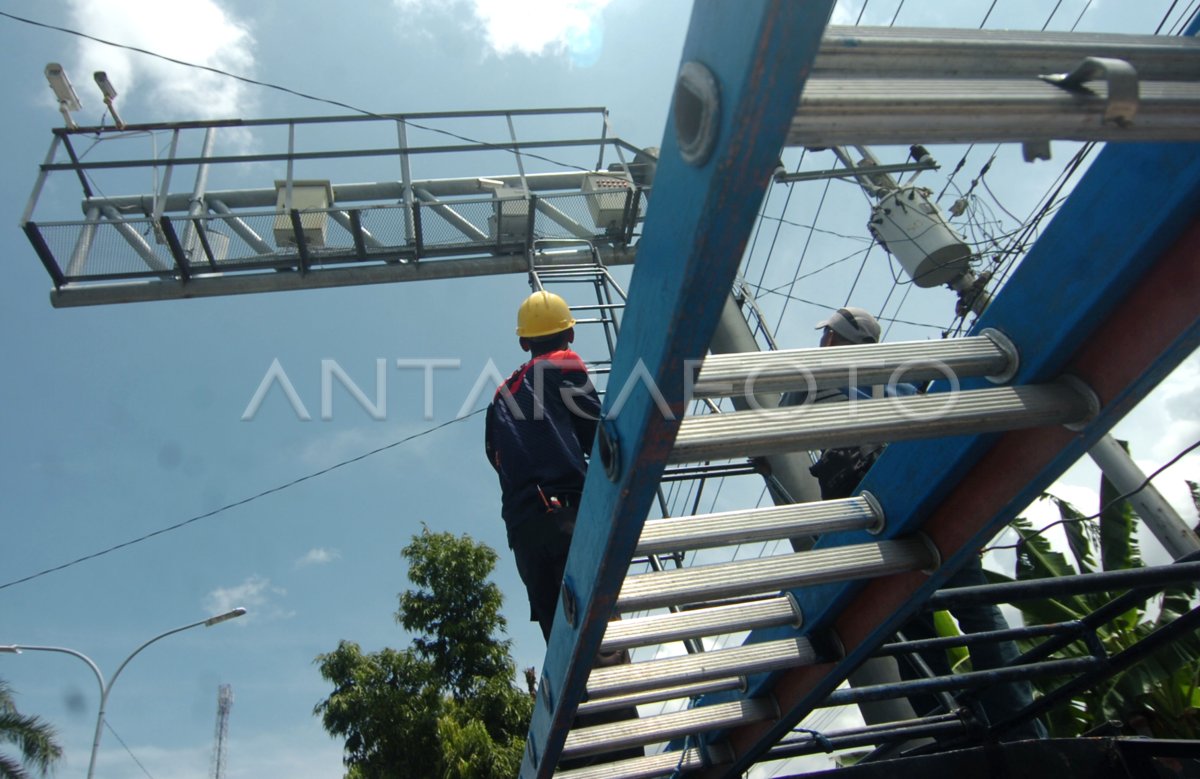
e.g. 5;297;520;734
516;291;576;338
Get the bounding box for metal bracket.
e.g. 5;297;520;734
560;580;578;627
674;61;721;167
598;419;621;481
980;327;1020;385
860;491;887;535
1039;56;1139;127
916;531;943;575
1059;374;1102;432
784;591;805;629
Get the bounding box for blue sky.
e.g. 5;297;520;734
1;2;1197;779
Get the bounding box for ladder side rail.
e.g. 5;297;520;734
517;3;836;775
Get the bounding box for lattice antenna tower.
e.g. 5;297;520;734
209;684;233;779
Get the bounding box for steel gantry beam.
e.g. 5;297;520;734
518;2;837;776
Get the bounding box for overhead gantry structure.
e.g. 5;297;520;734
19;107;648;307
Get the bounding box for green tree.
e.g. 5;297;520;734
990;469;1200;738
314;530;532;779
0;680;63;779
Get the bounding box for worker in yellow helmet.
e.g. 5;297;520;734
484;290;642;768
485;290;599;642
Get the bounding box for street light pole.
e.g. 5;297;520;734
1;607;246;779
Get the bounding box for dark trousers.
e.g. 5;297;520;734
508;506;644;767
896;557;1047;740
509;506;577;642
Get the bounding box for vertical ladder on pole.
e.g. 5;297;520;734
527;239;627;385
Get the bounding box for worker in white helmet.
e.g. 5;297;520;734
803;306;1045;740
804;307;918;499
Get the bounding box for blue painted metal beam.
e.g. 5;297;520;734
517;2;836;776
700;136;1200;774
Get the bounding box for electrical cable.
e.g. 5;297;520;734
0;10;597;175
978;0;999;28
1172;1;1200;34
0;409;485;592
756;214;873;243
855;0;871;26
744;282;945;331
105;721;157;779
1041;0;1066;30
760;246;874;290
773;175;835;333
755;150;807;292
842;244;875;305
983;437;1200;554
1070;0;1095;31
743;182;776;286
1156;0;1184;33
879;282;914;341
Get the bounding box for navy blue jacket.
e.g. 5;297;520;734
485;350;600;532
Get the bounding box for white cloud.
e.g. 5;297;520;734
66;0;256;119
204;575;288;622
395;0;613;65
295;547;341;567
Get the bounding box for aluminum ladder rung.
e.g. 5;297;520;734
587;637;821;700
636;495;880;556
791;80;1200;147
693;333;1013;398
795;26;1200;146
570;303;625;312
560;698;776;760
554;744;731;779
660;462;761;481
530;262;602;272
531;267;608;279
617;537;935;613
577;676;744;716
602;596;801;653
815;26;1200;79
670;382;1094;464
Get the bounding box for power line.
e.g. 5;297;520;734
105;721;157;779
984;437;1200;553
0;10;596;174
1041;0;1066;30
1155;0;1183;33
745;282;946;331
1070;0;1095;31
0;409;484;592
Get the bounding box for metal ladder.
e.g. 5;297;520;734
551;334;1098;776
521;6;1200;777
527;239;627;385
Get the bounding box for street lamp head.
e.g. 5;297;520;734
44;63;82;110
93;71;118;100
204;607;247;627
0;645;22;654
